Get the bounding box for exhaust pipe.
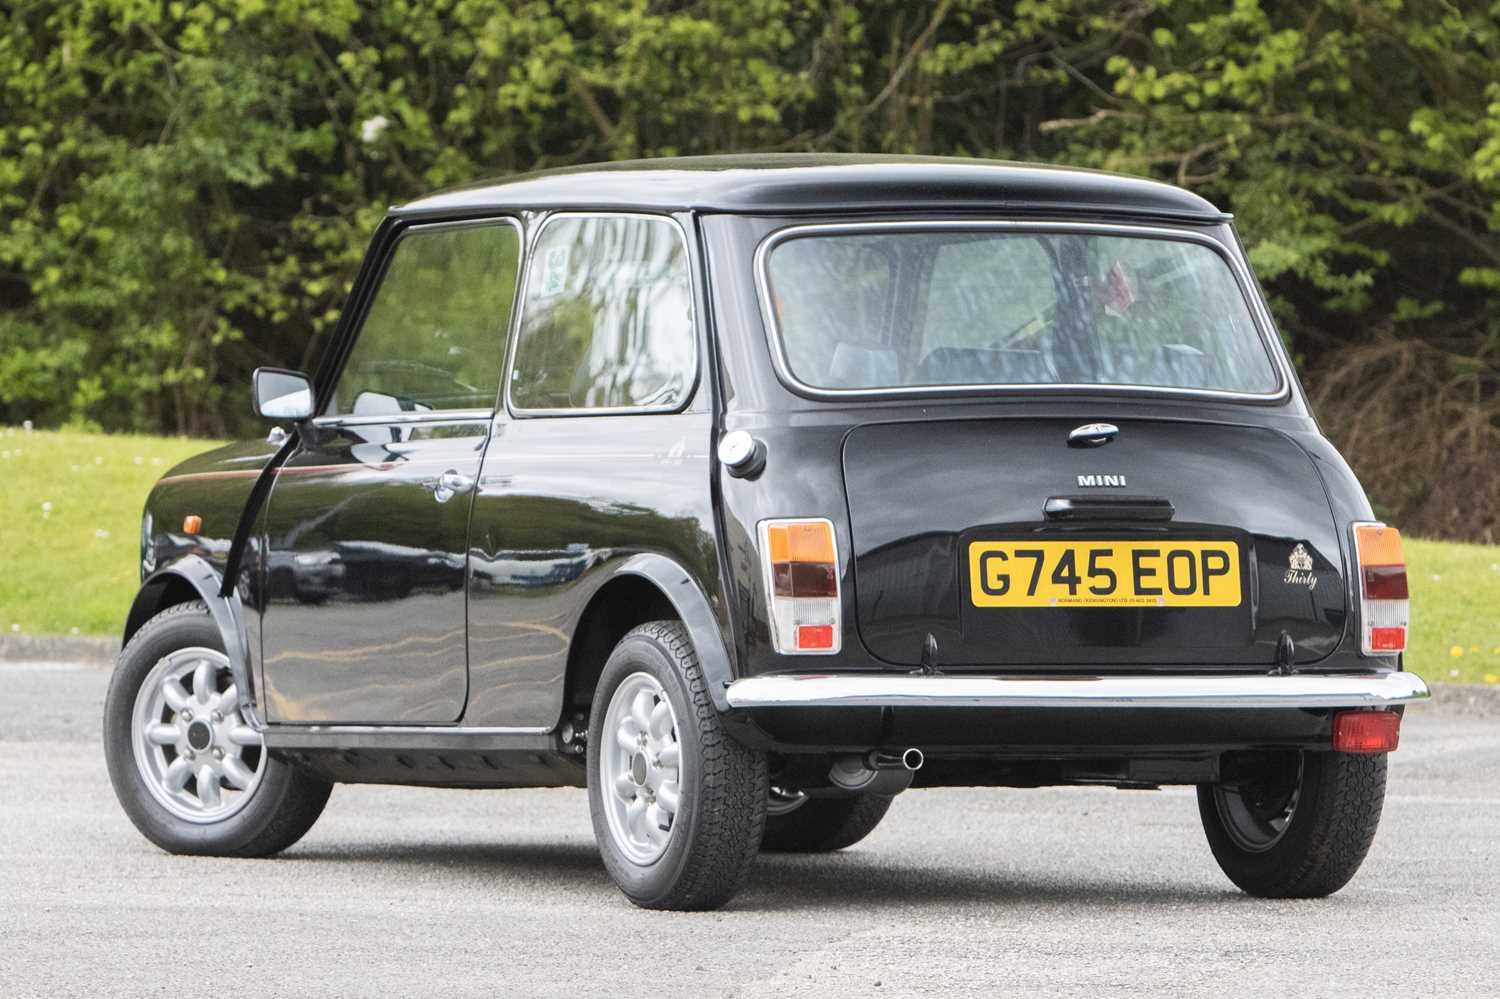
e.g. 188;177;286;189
866;747;924;772
829;747;924;794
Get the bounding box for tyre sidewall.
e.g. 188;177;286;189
586;630;708;906
1198;750;1384;894
104;604;302;856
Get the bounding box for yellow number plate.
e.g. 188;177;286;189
968;540;1242;608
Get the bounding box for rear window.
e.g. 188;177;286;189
761;227;1280;396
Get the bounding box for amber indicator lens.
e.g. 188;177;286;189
182;515;203;534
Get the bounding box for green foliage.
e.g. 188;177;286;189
1;0;1498;535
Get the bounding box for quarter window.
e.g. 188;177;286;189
329;221;521;417
509;215;695;411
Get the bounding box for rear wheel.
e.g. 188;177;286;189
761;789;895;853
1197;749;1386;898
587;621;767;910
104;601;332;857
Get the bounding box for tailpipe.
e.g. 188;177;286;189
866;747;924;772
828;747;923;795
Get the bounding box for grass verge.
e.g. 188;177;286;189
0;426;1495;683
1;427;218;637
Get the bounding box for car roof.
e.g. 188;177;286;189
393;154;1228;223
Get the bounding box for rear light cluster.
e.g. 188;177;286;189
759;518;841;654
1353;523;1408;656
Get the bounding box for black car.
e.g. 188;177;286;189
104;155;1428;911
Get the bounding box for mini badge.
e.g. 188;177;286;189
1284;543;1317;589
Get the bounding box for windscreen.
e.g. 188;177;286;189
762;228;1280;395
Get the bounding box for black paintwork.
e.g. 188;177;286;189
396;154;1226;222
126;155;1399;790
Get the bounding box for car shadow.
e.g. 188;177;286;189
280;839;1238;912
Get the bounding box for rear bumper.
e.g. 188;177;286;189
725;671;1430;710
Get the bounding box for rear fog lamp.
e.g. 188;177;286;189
1333;710;1401;753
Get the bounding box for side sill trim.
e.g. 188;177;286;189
725;672;1431;710
262;725;556;752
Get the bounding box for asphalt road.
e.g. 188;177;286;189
2;661;1496;998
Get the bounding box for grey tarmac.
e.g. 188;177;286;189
1;660;1495;998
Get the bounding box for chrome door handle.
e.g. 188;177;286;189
432;469;475;503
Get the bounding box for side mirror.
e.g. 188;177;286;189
253;367;315;421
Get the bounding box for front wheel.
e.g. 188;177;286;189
1197;749;1387;898
587;621;768;910
104;601;332;857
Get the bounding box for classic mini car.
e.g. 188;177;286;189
105;155;1429;910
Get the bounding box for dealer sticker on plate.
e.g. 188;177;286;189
968;540;1242;608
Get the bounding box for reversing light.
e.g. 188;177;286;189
1333;710;1401;753
759;518;841;654
1353;523;1408;655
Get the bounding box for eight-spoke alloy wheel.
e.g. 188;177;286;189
599;672;683;865
131;647;266;823
105;601;333;857
586;621;767;910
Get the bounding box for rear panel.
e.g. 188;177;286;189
703;212;1372;679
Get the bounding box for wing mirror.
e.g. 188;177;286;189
252;367;315;421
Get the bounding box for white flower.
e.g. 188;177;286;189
360;115;390;144
22;420;32;431
9;624;18;632
40;501;52;513
93;456;103;464
133;456;143;465
94;529;110;539
1431;574;1441;582
1;451;8;459
69;627;80;635
151;457;163;466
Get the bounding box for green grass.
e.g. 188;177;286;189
1405;538;1500;686
1;426;1496;684
0;427;218;637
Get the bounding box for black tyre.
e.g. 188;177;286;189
1197;749;1386;898
104;601;332;857
761;790;894;853
586;621;768;910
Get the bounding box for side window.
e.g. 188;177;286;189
509;215;695;412
329;221;521;417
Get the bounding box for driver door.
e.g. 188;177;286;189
258;218;522;724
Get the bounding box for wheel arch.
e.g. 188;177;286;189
563;553;735;716
123;555;261;727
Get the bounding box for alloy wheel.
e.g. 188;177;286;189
600;672;682;865
130;647;266;824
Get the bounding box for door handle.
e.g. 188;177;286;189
432;469;475;503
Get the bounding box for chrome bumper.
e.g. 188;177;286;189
725;672;1430;710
